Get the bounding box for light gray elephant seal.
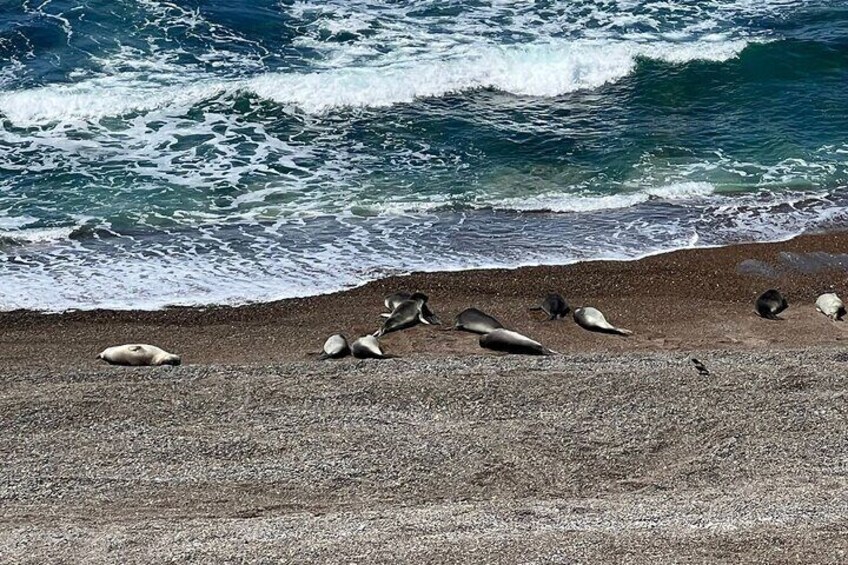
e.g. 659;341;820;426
375;292;434;337
755;289;788;320
816;292;845;321
382;291;441;325
530;293;570;320
351;335;390;359
479;329;556;356
454;308;504;334
319;334;350;360
573;307;632;336
98;344;181;366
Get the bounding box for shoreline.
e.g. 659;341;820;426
3;230;848;370
0;229;822;316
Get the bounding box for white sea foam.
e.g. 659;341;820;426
0;226;75;244
480;181;716;213
0;38;753;125
0;79;229;126
3;185;846;312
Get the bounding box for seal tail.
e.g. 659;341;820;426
613;327;633;336
317;352;331;361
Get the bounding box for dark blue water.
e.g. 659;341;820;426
1;1;847;310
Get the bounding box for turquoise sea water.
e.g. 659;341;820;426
1;1;847;310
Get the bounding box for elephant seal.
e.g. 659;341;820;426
573;307;632;336
351;335;390;359
755;289;788;320
454;308;504;334
479;328;556;356
530;293;570;320
375;292;433;337
98;344;181;366
382;291;441;325
816;292;845;321
319;334;350;360
384;291;412;312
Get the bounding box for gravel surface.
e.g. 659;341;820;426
2;349;846;563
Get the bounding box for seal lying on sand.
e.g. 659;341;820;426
573;307;632;336
479;329;556;356
755;289;788;320
530;293;570;320
319;334;350;360
382;291;441;325
816;292;845;321
98;344;181;366
351;335;390;359
375;292;434;337
454;307;504;334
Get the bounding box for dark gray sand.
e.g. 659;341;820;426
2;350;846;563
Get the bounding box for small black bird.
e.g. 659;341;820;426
691;358;710;377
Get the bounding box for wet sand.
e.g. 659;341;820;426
2;232;848;563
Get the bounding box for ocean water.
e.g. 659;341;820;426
1;1;847;311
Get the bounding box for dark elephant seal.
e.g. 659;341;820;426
479;329;556;356
454;308;504;334
755;289;788;320
98;344;181;366
351;335;390;359
573;307;632;336
530;293;570;320
319;334;350;360
384;291;412;312
375;292;433;337
382;291;441;325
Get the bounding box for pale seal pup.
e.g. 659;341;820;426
573;307;632;336
454;308;504;334
755;289;788;320
479;328;556;356
98;344;181;366
382;291;441;325
319;334;350;360
375;292;433;337
530;293;570;320
816;292;845;321
351;335;390;359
